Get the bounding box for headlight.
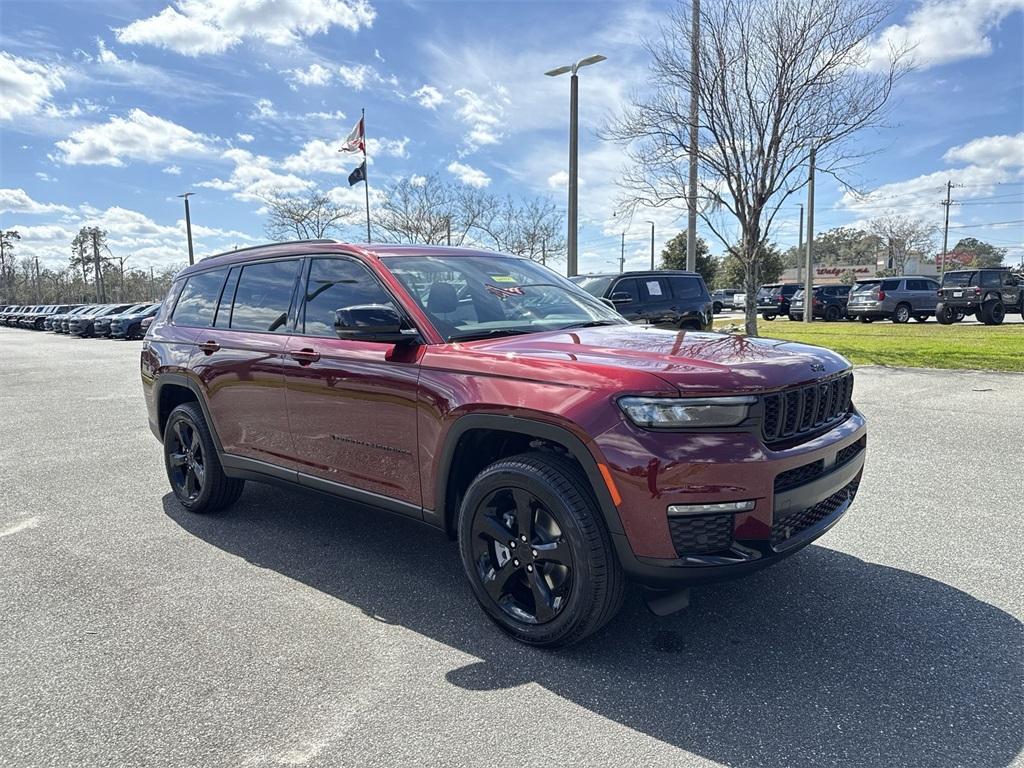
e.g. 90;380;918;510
618;396;755;429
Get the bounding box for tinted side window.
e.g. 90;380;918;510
214;267;240;328
881;279;901;291
668;276;702;300
173;269;228;327
905;279;925;291
926;280;940;291
611;278;639;304
835;286;850;296
781;285;800;297
981;271;1000;288
230;259;301;333
302;257;397;338
639;277;669;302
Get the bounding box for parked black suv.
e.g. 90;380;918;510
789;285;851;321
936;268;1023;325
571;271;713;330
756;283;802;320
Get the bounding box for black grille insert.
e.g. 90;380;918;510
762;373;854;445
772;478;859;548
668;514;734;557
774;459;825;493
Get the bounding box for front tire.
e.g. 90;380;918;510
457;452;624;648
164;402;244;514
979;299;1005;325
825;305;842;322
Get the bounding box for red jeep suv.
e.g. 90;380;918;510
142;241;866;647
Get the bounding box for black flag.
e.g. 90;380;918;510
348;161;366;187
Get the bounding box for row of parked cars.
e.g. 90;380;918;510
710;268;1024;325
0;302;160;339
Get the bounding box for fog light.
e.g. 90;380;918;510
667;500;756;516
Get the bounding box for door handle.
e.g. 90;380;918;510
197;339;220;354
290;348;321;365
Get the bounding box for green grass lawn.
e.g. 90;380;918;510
711;317;1024;372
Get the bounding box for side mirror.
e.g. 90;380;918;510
140;316;154;333
610;292;632;304
600;297;617;310
334;304;416;344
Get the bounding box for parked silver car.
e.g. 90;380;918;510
846;276;940;323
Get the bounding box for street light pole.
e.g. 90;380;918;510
545;54;606;278
686;0;700;273
803;148;816;324
178;192;196;265
644;221;655;269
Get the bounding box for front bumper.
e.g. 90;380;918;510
595;411;867;587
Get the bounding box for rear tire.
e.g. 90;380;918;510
824;305;842;322
979;299;1005;325
457;452;625;648
164;402;244;514
892;303;911;324
935;303;955;324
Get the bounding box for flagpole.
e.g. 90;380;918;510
362;108;371;243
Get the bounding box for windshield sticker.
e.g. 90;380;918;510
646;280;663;296
490;275;517;283
486;284;525;298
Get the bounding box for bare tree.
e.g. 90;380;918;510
606;0;910;334
263;188;359;241
868;215;936;275
478;196;566;264
374;174;496;246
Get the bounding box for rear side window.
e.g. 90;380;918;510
668;275;703;300
173;269;228;327
781;285;800;297
640;277;669;301
214;268;240;328
302;257;396;338
230;259;301;333
981;271;1000;288
905;279;925;291
881;279;901;291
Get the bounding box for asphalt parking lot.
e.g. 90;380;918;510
2;329;1022;768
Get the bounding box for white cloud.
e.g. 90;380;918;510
286;62;334;87
864;0;1024;70
281;136;408;175
0;188;72;215
547;171;569;189
943;132;1024;168
54;109;216;166
412;84;445;109
447;161;490;188
163;165;183;175
115;0;376;57
199;148;313;201
35;172;56;183
0;52;66;120
236;132;255;143
337;63;373;90
408;174;427;187
838;132;1024;224
453;87;508;150
253;98;277;118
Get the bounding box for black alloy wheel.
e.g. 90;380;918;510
469;487;572;625
167;417;205;503
163;402;244;513
458;452;624;647
935;303;955;324
825;305;842;322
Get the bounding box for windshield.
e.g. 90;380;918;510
384;254;627;341
942;272;975;287
570;275;615;298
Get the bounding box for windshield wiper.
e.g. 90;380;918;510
448;328;536;342
557;320;622;330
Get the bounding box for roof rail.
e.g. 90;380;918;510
199;238;343;261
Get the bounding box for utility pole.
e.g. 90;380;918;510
940;179;953;275
34;256;40;302
91;229;106;302
803;148;815;324
150;267;155;301
178;193;196;265
645;221;655;270
796;205;804;283
686;0;700;272
620;232;626;273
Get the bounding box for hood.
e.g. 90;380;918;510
463;325;850;394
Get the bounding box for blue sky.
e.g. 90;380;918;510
1;0;1022;275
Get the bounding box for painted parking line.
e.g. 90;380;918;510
0;516;41;538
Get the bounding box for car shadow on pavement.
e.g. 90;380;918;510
163;486;1022;768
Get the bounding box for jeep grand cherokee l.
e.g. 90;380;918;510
142;241;866;647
